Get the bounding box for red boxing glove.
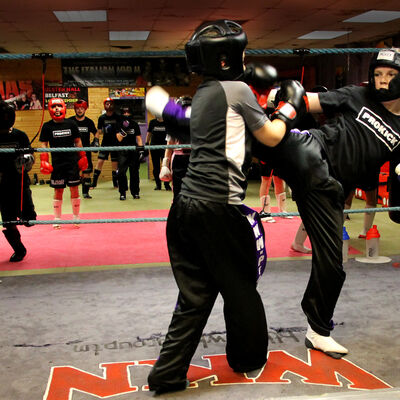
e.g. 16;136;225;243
78;151;88;171
40;152;53;174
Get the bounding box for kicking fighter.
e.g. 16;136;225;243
145;20;308;394
39;98;88;228
91;98;121;189
0;101;36;261
252;48;400;358
68;99;98;199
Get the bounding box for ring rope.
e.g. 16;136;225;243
0;48;383;60
0;144;191;153
1;207;400;226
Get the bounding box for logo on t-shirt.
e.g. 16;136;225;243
78;127;89;133
356;107;400;151
53;129;72;138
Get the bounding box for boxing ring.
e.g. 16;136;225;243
1;46;400;399
1;144;400;400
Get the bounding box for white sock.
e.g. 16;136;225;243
53;199;62;220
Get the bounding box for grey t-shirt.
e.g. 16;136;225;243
180;79;267;204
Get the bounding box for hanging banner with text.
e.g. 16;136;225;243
61;58;190;87
44;86;88;109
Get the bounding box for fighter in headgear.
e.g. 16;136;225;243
244;63;278;108
0;100;36;262
185;19;247;81
74;99;88;112
0;100;16;130
48;98;67;122
103;97;114;109
368;48;400;102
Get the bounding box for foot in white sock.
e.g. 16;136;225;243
53;218;61;229
305;325;348;359
291;242;312;254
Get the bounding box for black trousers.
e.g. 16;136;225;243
254;130;346;336
117;150;140;195
171;153;190;200
148;196;268;389
150;148;165;188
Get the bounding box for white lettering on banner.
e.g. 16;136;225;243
356;107;400;151
53;129;72;138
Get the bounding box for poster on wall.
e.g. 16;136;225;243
109;87;145;99
62;58;190;87
109;87;146;123
0;80;44;110
44;85;89;109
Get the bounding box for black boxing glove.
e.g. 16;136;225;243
244;63;278;94
270;80;309;131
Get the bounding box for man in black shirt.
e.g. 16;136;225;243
91;98;121;189
68;99;98;199
116;106;144;200
145;117;171;191
0;101;36;261
39;98;88;228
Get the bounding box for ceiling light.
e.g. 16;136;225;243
53;10;107;22
344;10;400;23
298;31;351;40
109;31;150;41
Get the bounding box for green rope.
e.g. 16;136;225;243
2;207;400;226
0;144;191;153
0;48;382;60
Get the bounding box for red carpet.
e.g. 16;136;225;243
0;208;360;273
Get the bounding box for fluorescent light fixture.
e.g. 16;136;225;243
53;10;107;22
298;31;351;40
109;31;150;41
344;10;400;23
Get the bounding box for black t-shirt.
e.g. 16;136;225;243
68;116;97;147
147;119;167;145
119;117;141;146
313;85;400;191
39;119;81;165
97;112;121;146
0;128;30;177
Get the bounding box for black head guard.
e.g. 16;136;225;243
0;100;15;130
185;20;248;81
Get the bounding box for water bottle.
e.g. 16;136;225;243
366;225;380;259
342;226;350;263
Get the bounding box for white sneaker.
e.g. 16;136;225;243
305;325;348;359
259;211;276;223
291;242;312;254
53;218;61;229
